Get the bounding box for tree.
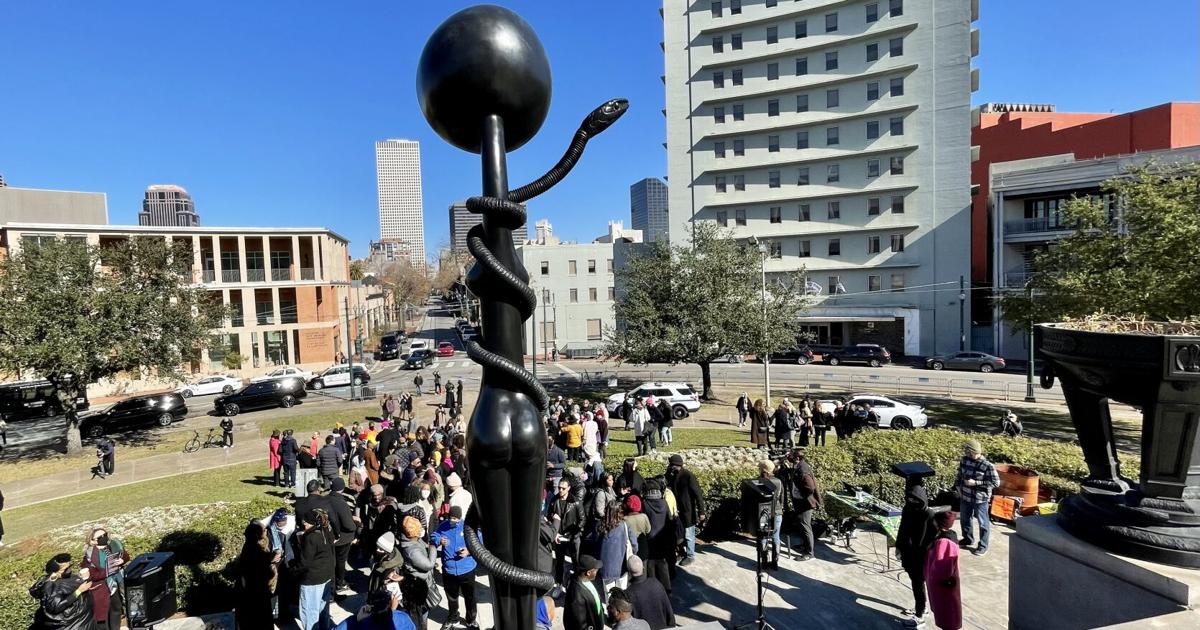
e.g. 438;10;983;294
0;237;225;452
603;222;810;400
375;259;432;324
349;259;366;281
1001;163;1200;328
432;248;472;293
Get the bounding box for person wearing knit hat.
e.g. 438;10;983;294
956;437;999;558
758;458;784;569
446;472;473;522
625;495;642;514
431;500;478;626
397;514;439;626
375;530;396;554
623;551;677;629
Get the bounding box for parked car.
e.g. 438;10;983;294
605;382;701;420
847;394;928;430
175;374;243;398
925;351;1006;373
378;333;404;360
0;379;89;420
824;344;892;367
437;341;455;357
78;393;188;438
307;365;371;390
772;345;817;365
250;366;315;384
405;349;435;369
214;378;306;416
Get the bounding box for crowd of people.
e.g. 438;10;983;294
739;393;878;450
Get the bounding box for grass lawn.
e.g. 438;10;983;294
604;426;748;458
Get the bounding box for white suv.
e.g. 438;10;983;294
847;394;928;429
606;382;701;420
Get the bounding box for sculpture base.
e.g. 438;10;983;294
1010;516;1200;630
1059;486;1200;568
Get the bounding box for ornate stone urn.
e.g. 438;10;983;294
1036;323;1200;567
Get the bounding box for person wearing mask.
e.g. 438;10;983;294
656;400;673;447
397;516;440;630
294;509;335;630
548;478;585;586
896;465;948;630
430;506;479;629
605;589;651;630
791;453;822;561
30;553;95;630
956;440;999;557
749;399;770;449
925;511;963;630
758;460;784;570
81;528;128;630
616;458;645;498
622;556;674;630
546;437;567;495
735;392;751;429
639;479;675;595
236;521;278;630
667;455;705;567
564;555;604;630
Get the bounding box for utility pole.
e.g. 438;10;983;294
959;275;966;352
750;236;770;407
344;296;356;400
1025;280;1037;402
531;292;538;378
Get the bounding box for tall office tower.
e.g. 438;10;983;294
630;177;669;242
138;184;199;226
448;201;529;253
663;0;978;356
376;139;426;266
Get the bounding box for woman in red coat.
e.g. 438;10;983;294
81;527;130;630
269;430;283;487
924;511;962;630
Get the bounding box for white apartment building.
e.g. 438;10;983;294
376;139;426;265
663;0;978;355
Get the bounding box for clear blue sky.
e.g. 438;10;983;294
1;1;1196;260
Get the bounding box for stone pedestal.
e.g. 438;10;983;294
1010;516;1200;630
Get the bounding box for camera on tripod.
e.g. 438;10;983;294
740;478;777;538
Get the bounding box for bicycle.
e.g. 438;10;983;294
183;428;226;453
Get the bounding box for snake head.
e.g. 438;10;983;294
581;98;629;136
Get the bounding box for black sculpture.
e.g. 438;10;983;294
416;6;627;628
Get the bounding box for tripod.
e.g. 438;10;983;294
734;503;778;630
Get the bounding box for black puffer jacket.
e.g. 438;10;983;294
29;575;95;630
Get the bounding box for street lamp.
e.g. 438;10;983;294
959;275;966;352
1024;277;1037;403
749;236;770;407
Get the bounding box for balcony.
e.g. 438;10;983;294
1004;217;1071;236
202;269;216;283
247;268;266;282
256;312;275;326
221;269;242;283
271;267;292;281
300;267;316;281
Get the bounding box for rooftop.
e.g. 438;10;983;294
0;222;350;244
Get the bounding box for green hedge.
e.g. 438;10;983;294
0;497;286;629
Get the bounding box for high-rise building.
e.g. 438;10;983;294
375;139;426;266
663;0;978;356
448;201;528;253
630;177;669;242
138;184;198;227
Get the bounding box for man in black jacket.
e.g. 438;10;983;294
623;555;674;630
894;462;948;628
279;430;299;489
316;435;343;484
325;478;359;595
220;416;234;447
293;510;335;630
564;555;604;630
547;478;584;586
29;553;94;630
667;454;705;567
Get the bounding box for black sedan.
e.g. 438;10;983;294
214;378;307;416
78;392;188;438
405;349;435;369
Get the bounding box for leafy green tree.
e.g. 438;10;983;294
0;237;225;452
1001;163;1200;328
604;222;810;400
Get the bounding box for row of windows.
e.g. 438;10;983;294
537;258;615;275
714;156;904;192
754;234;907;259
716;195;906;227
711;76;904;123
711;38;902;87
562;287;615;303
710;1;903;26
714;116;903;157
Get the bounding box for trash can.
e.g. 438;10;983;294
124;552;177;628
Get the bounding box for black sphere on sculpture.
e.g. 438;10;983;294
416;5;552;153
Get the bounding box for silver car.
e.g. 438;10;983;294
925;351;1007;373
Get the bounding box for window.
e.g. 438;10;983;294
731;0;741;14
715;141;726;158
768;135;780;152
715;176;727;192
769;206;782;223
890;0;903;17
734;139;745;156
866;3;879;22
891;195;905;213
828;239;841;256
587;319;603;341
890;116;904;136
825;51;839;71
769;241;782;259
608;287;615;300
714;106;726;123
540;261;549;275
569;260;578;275
891;273;905;291
827;89;839;108
712;36;724;53
889;37;904;57
799;240;811;257
867;81;880;100
768;99;779;116
588;259;597;274
868;197;881;215
797;167;810;185
868;236;881;253
607;259;614;273
867;120;880;139
735;209;747;225
827;126;840;145
732;33;743;49
570;289;578;303
827;201;841;219
733;104;745;120
867;42;879;62
717;210;729;226
799;204;811;221
796;131;809;148
827;164;840;183
796;94;809;112
891;234;906;252
795;57;808;75
828;276;842;293
734;174;745;190
732;68;743;85
711;1;722;18
890;77;905;96
589;287;598;301
767;26;778;45
863;275;879;292
868;158;880;177
767;63;779;80
795;20;807;38
713;71;725;88
766;0;777;7
768;171;781;188
890;156;905;175
825;12;838;32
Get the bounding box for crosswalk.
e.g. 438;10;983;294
390;360;480;373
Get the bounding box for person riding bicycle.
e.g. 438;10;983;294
220;416;234;448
